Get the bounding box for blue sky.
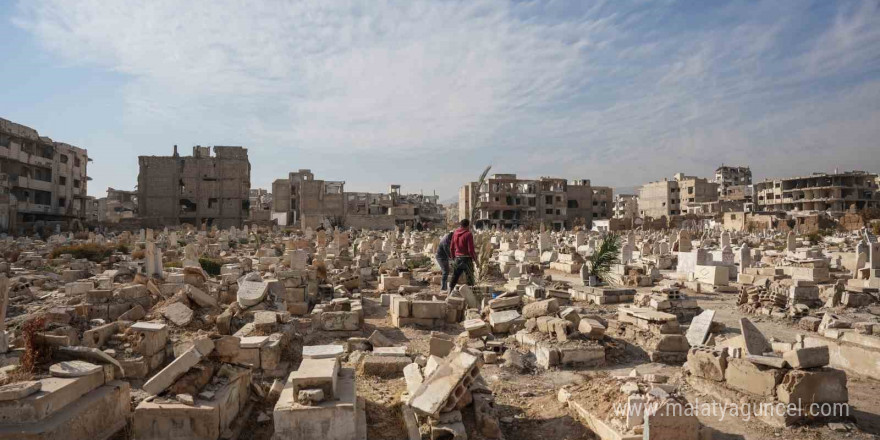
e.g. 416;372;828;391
2;0;880;200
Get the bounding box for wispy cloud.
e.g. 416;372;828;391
11;0;880;196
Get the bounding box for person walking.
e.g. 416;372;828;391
448;219;477;291
435;230;453;290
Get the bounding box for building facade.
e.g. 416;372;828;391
272;169;345;229
0;117;90;233
591;186;614;220
715;165;752;197
639;173;719;218
754;171;880;213
138;145;251;229
272;171;444;230
612;194;639;219
459;174;597;230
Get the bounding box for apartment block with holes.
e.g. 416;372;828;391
0;117;90;233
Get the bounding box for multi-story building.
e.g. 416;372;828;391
591;186;614;220
754;171;880;213
612;194;639;219
138;145;251;229
345;185;444;229
459;174;595;230
272;172;445;230
639;173;718;218
272;169;345;229
715;165;752;197
0;117;90;233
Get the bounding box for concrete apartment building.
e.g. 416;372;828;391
459;174;599;230
272;171;444;230
754;171;880;213
639;173;719;218
612;194;639;219
715;165;752;197
138;145;251;229
345;186;444;229
0;117;90;233
592;186;614;220
272;169;345;229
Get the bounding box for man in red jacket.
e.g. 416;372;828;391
448;219;477;291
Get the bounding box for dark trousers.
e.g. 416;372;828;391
449;256;475;291
437;257;450;290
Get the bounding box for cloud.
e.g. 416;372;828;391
11;0;880;197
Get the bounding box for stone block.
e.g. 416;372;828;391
724;357;784;397
429;333;455;357
488;310;522;334
409;351;479;417
273;368;357;440
783;346;829;369
777;368;848;405
687;349;727;381
289;358;339;400
411;301;447;319
361;355;411;378
463;319;490;338
521;299;558;319
142;348;203;395
0;381;129;440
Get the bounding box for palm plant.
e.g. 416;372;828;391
471;165;492;226
475;233;494;283
586;233;622;285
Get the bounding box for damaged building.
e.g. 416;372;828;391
639;173;719;219
459;174;605;230
0;117;91;233
272;170;444;230
138;145;251;229
754;171;880;213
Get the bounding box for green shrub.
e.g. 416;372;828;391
50;243;114;262
116;244;130;254
199;257;223;276
164;260;183;268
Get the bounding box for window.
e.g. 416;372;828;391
545;195;553;204
0;135;9;148
58;197;66;208
73;179;81;188
34;190;52;206
74;156;82;167
60;154;68;164
688;187;694;194
545;209;553;214
59;176;67;185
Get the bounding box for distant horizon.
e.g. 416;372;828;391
3;1;880;200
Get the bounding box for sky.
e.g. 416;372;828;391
2;0;880;201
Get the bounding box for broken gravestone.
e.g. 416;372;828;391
740;318;772;356
686;310;715;346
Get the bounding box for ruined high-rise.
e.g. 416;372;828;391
138;145;251;229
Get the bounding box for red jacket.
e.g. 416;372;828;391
449;227;476;259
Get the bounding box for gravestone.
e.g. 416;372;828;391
686;310;715;346
740;318;771;356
